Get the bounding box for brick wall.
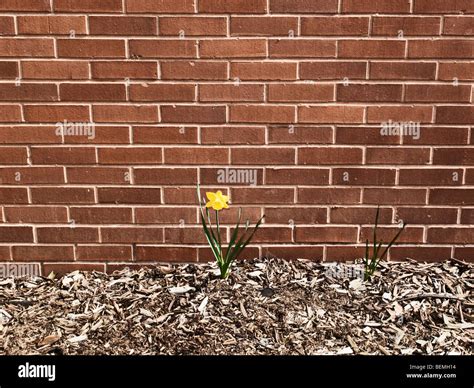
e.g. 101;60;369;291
0;0;473;274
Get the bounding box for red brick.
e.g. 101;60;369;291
57;39;126;58
31;187;95;204
4;206;68;223
372;17;441;36
0;227;33;242
269;126;333;144
367;106;433;123
409;40;473;59
54;0;122;12
90;16;157;36
31;147;96;165
199;0;267;13
430;189;474;205
93;105;158;123
0;147;28;164
405;85;471;102
91;61;158;80
433;148;474;165
0;17;15;35
402;127;469;145
298;188;361;204
200;39;266;59
242;227;292;243
101;227;163;243
231;62;297;81
0;188;29;204
37;227;99;243
428;228;474;244
231;188;294;204
400;168;463;186
163;187;227;205
0;126;60;144
201;126;265;145
161;61;227;80
0;0;51;12
330;207;392;224
230;105;295;124
24;105;90;122
300;61;367;80
342;0;410;13
454;248;474;262
12;246;74;261
76;245;132;261
134;168;197;185
438;62;474;81
299;147;363;165
390;247;453;262
461;209;474;224
18;16;87;35
326;246;366;262
270;0;338;13
135;246;197;262
264;207;327;224
0;83;58;102
60;83;126;102
164;147;228;164
199;84;264;102
370;62;436;80
360;226;423;243
364;188;427;205
67;167;130;184
266;168;329;185
98;188;161;205
200;167;264;185
396;207;458;224
414;0;474;14
231;17;298;36
161;17;227;36
337;84;403;102
296;227;357;243
436;106;474;125
333;168;396;186
165;227;225;244
98;147;162;165
302;17;369;36
299;106;365;124
269;39;336;58
161;105;226;124
0;38;54;57
129;40;196;58
444;17;474;35
339;40;405;59
135;207;196;224
130;84;195;102
336;127;400;145
0;105;21;122
0;61;18;79
263;246;324;261
126;0;194;13
231;148;295;165
366;148;431;165
269;83;334;102
64;126;130;144
0;167;65;184
133;126;198;144
22;61;89;80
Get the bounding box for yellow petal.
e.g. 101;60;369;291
206;192;216;201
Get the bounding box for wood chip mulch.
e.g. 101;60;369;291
0;258;472;355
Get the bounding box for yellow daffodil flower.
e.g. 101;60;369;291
206;191;229;211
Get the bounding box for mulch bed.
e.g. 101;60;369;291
0;258;472;355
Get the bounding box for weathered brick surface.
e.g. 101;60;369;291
0;2;472;273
